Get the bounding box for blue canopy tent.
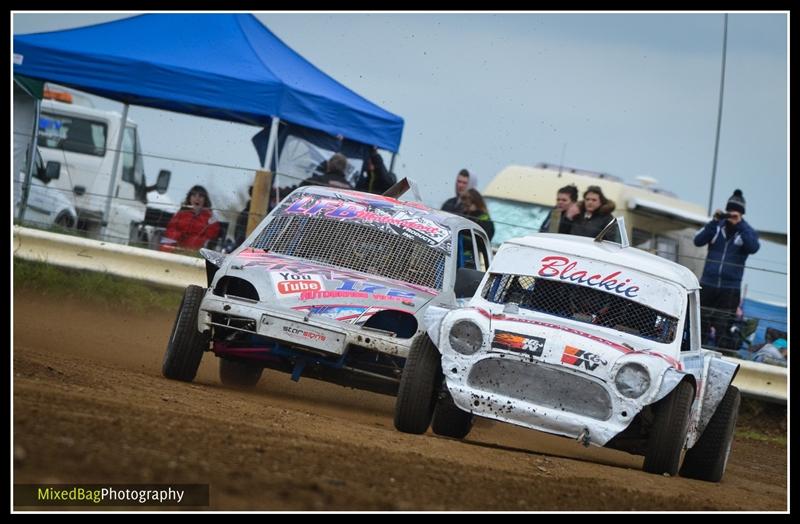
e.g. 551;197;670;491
14;14;404;231
13;14;403;151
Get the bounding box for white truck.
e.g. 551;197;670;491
31;89;171;244
13;146;76;229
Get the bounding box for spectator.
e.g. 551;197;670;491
460;188;495;240
441;168;475;214
355;148;396;194
540;184;579;233
160;185;220;252
752;338;787;367
565;185;617;239
301;153;351;189
270;152;353;210
233;185;252;249
694;189;760;349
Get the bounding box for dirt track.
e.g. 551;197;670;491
13;290;787;511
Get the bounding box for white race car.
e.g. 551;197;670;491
395;221;741;482
163;184;492;396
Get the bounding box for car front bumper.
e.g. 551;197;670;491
442;351;638;447
199;294;415;358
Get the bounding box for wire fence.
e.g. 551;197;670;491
15;135;787;306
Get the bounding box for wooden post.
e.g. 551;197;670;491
247;170;273;236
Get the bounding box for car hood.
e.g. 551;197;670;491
219;249;439;317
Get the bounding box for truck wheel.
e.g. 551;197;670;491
643;380;694;476
394;335;441;434
432;395;474;439
55;212;75;228
162;285;208;382
219;358;263;388
679;385;741;482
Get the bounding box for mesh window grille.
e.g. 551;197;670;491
250;215;446;289
482;273;678;343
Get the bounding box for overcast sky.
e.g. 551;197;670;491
12;12;788;304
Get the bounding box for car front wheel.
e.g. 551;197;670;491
431;394;474;439
679;385;741;482
162;285;208;382
643;380;695;476
394;335;441;434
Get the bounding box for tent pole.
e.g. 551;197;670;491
18;97;42;222
389;152;397;173
264;117;280;199
101;103;129;241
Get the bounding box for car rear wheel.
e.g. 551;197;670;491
431;394;473;439
394;335;441;434
219;358;263;388
679;385;741;482
643;380;694;476
162;285;208;382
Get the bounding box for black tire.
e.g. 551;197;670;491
680;385;741;482
394;335;441;434
219;358;263;388
643;380;695;476
55;212;75;228
162;285;208;382
432;395;474;439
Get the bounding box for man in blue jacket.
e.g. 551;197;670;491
694;189;760;349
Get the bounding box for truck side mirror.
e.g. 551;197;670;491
154;169;171;194
43;160;61;182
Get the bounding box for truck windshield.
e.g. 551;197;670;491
38;112;107;157
485;197;551;246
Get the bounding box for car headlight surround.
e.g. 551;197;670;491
615;362;651;399
448;320;483;355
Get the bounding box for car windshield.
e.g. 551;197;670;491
250;214;447;290
482;273;679;344
485;197;552;246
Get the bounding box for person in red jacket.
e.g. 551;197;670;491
159;185;220;252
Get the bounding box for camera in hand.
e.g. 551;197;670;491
714;211;731;220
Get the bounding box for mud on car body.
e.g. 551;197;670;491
395;229;741;482
162;186;491;395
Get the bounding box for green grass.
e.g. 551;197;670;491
13;258;184;314
735;397;787;446
735;428;787;446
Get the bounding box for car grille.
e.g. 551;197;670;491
250;215;446;290
467;358;612;420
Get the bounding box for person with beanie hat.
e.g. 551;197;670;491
693;188;760;349
725;189;747;215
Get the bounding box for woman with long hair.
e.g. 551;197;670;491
566;185;616;239
460;187;495;240
160;185;221;252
